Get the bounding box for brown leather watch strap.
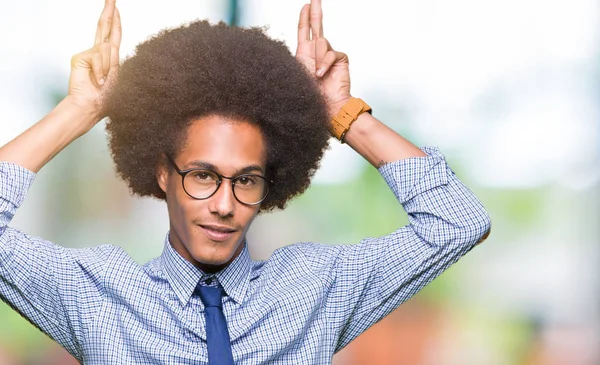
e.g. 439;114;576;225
330;97;372;142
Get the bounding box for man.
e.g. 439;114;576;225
0;0;491;364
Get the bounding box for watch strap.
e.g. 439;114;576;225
330;97;372;142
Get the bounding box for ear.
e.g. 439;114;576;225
156;156;169;194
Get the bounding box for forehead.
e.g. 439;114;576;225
176;115;267;172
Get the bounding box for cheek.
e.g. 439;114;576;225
166;178;193;221
239;207;260;232
166;174;193;206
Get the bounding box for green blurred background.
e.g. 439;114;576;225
1;0;598;364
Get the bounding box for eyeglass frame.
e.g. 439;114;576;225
164;155;273;206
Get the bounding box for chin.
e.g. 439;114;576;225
195;253;231;267
190;238;241;268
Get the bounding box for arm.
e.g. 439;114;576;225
0;0;121;357
0;170;118;357
323;147;490;351
344;112;427;165
0;99;97;172
295;0;491;351
295;0;426;165
0;0;121;171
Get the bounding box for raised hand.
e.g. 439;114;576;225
68;0;121;124
295;0;351;116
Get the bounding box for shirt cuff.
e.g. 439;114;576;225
377;146;449;204
0;162;37;208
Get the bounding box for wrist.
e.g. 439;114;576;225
345;112;377;135
327;95;353;118
58;95;103;128
60;96;103;135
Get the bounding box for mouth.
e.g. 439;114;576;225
198;224;236;242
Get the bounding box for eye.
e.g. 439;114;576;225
236;176;257;186
190;170;216;182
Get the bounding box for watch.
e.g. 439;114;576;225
330;97;372;143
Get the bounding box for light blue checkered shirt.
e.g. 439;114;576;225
0;147;490;364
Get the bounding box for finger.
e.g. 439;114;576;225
315;37;330;72
98;42;111;77
310;0;323;38
109;7;122;49
94;0;117;46
297;4;310;44
109;44;120;69
91;52;106;86
316;50;347;78
73;51;106;86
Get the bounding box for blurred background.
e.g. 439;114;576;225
1;0;599;364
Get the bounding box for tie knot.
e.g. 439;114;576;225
196;285;223;308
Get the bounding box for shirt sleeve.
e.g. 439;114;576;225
0;162;116;360
316;147;491;352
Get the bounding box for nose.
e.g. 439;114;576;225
208;180;235;217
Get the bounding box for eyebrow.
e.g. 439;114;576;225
185;160;265;175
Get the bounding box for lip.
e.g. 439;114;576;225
199;224;236;242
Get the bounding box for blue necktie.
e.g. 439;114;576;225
196;284;234;365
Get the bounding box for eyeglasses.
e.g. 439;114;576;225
165;155;272;206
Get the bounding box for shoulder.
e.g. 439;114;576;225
262;241;347;275
62;244;133;272
66;244;147;285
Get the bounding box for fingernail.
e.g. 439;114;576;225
316;68;324;77
99;77;105;85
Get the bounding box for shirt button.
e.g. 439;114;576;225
205;278;213;285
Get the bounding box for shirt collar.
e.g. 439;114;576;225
159;233;252;306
